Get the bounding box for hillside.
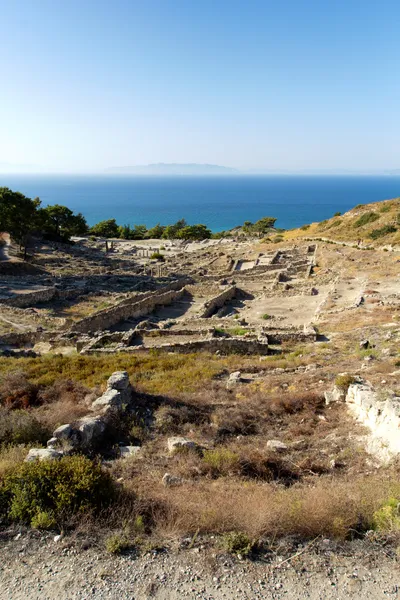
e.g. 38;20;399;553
284;196;400;246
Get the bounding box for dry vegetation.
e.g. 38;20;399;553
1;348;400;553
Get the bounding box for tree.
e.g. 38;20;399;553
90;219;120;238
147;223;165;239
162;219;187;239
0;187;41;258
177;224;212;241
253;217;277;235
38;204;88;240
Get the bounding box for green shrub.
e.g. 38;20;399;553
300;224;310;231
262;313;271;320
105;533;130;554
220;531;254;556
334;212;341;217
31;510;57;530
373;498;400;531
150;252;165;261
1;455;115;527
368;225;397;239
353;211;379;228
203;448;240;475
334;374;355;392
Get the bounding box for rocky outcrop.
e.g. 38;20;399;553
167;437;199;453
345;381;400;462
32;372;136;460
25;448;63;462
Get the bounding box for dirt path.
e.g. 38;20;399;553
1;532;400;599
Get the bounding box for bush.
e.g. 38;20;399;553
368;225;397;239
373;498;400;531
105;533;130;554
150;252;165;261
353;211;379;228
262;313;271;320
220;531;254;556
300;224;310;230
1;455;115;526
334;374;355;393
203;448;240;476
0;407;49;446
0;371;40;409
31;510;57;530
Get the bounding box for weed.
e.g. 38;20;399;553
220;531;254;556
105;533;130;554
334;374;355;393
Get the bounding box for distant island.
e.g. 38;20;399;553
105;163;239;175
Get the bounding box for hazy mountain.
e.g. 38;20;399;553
105;163;239;175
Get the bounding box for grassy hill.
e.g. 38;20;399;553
283;196;400;246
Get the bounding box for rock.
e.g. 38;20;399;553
107;371;130;390
52;423;78;444
119;445;141;458
360;339;370;349
324;385;345;404
46;437;59;448
167;437;198;453
226;371;242;388
25;448;63;462
91;388;122;411
76;416;106;448
162;472;183;487
266;440;288;452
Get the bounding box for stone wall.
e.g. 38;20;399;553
0;330;41;347
199;285;237;318
0;286;56;308
83;336;270;356
346;382;400;461
71;280;187;334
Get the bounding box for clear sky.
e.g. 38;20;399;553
1;0;399;172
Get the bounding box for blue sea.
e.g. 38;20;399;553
2;174;400;232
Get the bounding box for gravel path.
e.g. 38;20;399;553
1;531;399;599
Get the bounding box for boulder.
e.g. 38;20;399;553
119;445;141;458
226;371;242;388
324;385;345;404
25;448;63;462
76;416;106;448
91;388;122;411
167;437;198;453
162;472;183;487
266;440;288;452
107;371;130;390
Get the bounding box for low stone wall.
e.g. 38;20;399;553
346;382;400;461
71;280;187;334
199;285;236;318
266;325;317;344
0;286;56;308
83;336;270;356
0;330;41;347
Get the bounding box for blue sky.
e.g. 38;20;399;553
1;0;399;172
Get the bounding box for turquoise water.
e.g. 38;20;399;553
2;174;400;231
